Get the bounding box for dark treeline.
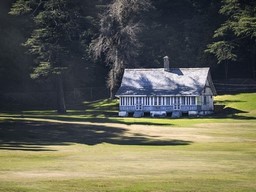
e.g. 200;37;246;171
0;0;255;112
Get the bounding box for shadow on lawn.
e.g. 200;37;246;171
0;121;192;151
213;105;256;120
19;110;256;124
2;110;175;126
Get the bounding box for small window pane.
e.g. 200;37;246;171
166;97;170;105
191;97;196;105
204;96;207;105
154;97;157;105
181;97;185;105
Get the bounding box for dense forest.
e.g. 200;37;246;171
0;0;255;112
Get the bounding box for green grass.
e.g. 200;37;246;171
214;93;256;117
215;93;256;111
0;93;256;191
1;93;255;126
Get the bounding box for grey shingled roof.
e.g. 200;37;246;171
116;68;211;96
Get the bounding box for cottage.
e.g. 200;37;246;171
115;56;217;117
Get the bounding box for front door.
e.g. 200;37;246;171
135;97;143;111
173;97;180;110
135;104;142;110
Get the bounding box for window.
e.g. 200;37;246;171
159;97;162;105
154;97;158;106
186;97;190;105
163;97;166;106
166;97;170;105
181;97;185;105
191;97;196;105
204;96;207;105
174;97;180;104
196;97;201;105
162;97;165;105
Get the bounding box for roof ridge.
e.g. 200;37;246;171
125;67;210;71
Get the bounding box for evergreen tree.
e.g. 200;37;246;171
90;0;152;99
0;0;33;93
10;0;94;113
206;0;256;79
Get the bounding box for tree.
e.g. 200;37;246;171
206;0;256;79
90;0;152;99
10;0;91;113
0;0;32;93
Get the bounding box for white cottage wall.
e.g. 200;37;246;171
119;95;200;113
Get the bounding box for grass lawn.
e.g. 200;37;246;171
0;93;255;191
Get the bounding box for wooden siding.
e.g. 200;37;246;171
201;95;214;111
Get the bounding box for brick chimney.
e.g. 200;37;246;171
164;56;169;71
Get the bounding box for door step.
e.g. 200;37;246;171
133;111;144;118
172;111;182;118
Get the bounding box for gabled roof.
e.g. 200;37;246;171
116;67;215;96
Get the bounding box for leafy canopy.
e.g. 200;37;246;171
10;0;86;79
206;0;256;63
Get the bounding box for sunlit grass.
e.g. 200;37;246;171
215;93;256;116
0;131;255;191
215;93;256;110
0;93;255;191
0;93;255;126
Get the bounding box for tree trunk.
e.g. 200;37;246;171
251;41;256;79
108;68;115;100
224;61;228;81
56;74;66;114
109;87;115;100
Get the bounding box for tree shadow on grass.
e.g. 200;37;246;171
1;110;174;126
0;120;192;152
213;105;256;120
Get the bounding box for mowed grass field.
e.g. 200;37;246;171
0;93;255;191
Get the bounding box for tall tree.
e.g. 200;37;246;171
136;0;222;69
206;0;256;79
10;0;92;113
90;0;151;99
0;0;32;93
